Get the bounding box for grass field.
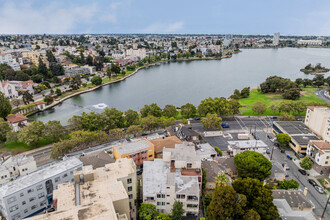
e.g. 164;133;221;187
239;87;327;116
0;139;52;155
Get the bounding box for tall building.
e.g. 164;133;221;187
304;106;330;142
223;34;233;47
0;158;83;220
273;33;280;46
143;143;201;216
26;158;137;220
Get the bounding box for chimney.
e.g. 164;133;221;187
304;187;308;196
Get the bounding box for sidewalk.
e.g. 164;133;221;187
286;151;320;176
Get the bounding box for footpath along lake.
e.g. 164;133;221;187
30;48;330;124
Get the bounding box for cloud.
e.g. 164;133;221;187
0;0;126;34
141;21;184;33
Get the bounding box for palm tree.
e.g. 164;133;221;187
215;174;229;187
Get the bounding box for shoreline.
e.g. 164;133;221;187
28;55;232;117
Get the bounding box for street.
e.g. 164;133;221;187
315;89;330;104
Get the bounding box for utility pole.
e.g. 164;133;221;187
321;195;330;219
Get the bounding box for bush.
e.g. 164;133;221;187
91;76;102;85
215;147;222;156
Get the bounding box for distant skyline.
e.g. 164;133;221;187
1;0;330;35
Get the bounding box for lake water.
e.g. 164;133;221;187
30;48;330;124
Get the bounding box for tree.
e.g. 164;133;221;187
0;118;11;142
124;109;139;125
140;115;160;131
38;58;48;77
201;113;222;130
43;120;67;142
171;201;184;220
160;117;176;128
240;87;250;98
279;113;295;121
91;76;102;85
215;147;222;156
279;100;295;113
163;105;178;118
276;133;291;147
215;174;229;187
22;91;34;104
282;88;301;100
303;79;313;87
269;104;279;115
293;101;307;116
11;99;20;109
278;179;299;190
108;128;125;140
234;151;272;181
207;186;246;220
313;75;325;88
103;108;125;130
243;209;260;220
138;203;159;220
155;213;172;220
110;63;121;75
181;103;196;118
70;75;82;90
232;178;280;220
55;88;62;97
18;121;45;145
0;92;12;118
300;157;313;170
295;78;303;86
126;125;143;137
140;103;162;117
252;102;266;116
202;168;207;190
5;131;18;143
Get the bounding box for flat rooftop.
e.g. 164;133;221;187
0;157;82;197
163;143;200;162
272;189;314;210
143;159;169;196
114;138;153;155
227;140;267;149
273;199;316;220
196;143;217;157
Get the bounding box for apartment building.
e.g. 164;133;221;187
21;51;49;67
0;155;37;185
0;53;20;71
227;140;268;156
0;157;83;220
272;121;319;157
27;158;137;220
143;143;201;216
64;64;96;77
306;140;330;174
305;106;330;142
113;139;154;167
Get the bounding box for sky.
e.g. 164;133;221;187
1;0;330;35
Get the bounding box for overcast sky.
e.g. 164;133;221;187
1;0;330;35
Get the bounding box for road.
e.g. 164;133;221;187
315;89;330;103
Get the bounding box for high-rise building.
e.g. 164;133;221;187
273;33;280;46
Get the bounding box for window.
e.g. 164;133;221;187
187;163;192;169
128;194;133;199
187;196;198;201
326;161;329;165
327;156;330;159
37;185;43;190
146;197;154;201
12;213;21;220
20;193;24;197
7;196;16;204
62;173;68;178
70;171;73;175
158;194;165;198
9;205;18;212
187;204;198;208
55;177;60;183
128;186;132;192
24;209;28;213
40;201;47;206
22;201;26;205
127;178;132;184
31;205;37;210
29;197;36;202
149;155;152;157
27;189;34;193
38;193;45;199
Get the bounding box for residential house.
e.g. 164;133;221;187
217;157;238;177
201;161;226;189
150;136;183;158
227;140;268;157
270;161;286;182
306;140;330;174
79;150;115;169
196;143;217;160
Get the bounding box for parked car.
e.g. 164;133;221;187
271;116;278;119
221;123;230;128
298;169;307;175
315;186;325;194
195;117;201;120
285;172;289;177
267;135;272;139
274;143;280;147
308;179;317;187
266;148;271;154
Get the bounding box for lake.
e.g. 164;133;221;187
30;48;330;124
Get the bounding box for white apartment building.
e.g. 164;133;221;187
0;53;20;71
143;143;201;216
305;106;330;142
0;158;83;220
27;158;137;220
64;64;96;77
125;48;147;61
297;39;322;46
273;33;280;46
223;34;233;47
0;155;37;185
306;140;330;174
227;140;268;156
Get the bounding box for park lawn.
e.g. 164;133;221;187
239;87;326;116
0;139;52;155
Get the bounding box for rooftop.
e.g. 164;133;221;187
227;140;268;149
272;189;314;210
150;136;183;156
270;161;285;178
309;140;330;150
5;114;28;123
0;154;36;172
163;143;200;162
0;157;82;197
113;138;153;155
307;106;329;111
202;161;225;182
143;159;169;196
79;150;115;169
273;199;316;220
196;143;217;158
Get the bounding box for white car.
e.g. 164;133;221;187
315;186;324;194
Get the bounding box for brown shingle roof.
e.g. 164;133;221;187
150;136;182;157
309;140;330;150
5;114;28;123
79;151;115;169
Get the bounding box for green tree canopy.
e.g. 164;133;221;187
171;200;184;220
234;151;272;181
43;120;67;142
126;125;143;137
0;92;12;118
163;105;178;118
276;133;291;147
181;103;196;118
18;121;45;146
0;118;11;142
124;109;139;126
201;113;222;130
278;179;299;190
300;157;313;170
108;128;125;140
252;102;267;115
138;203;159;220
91;76;102;85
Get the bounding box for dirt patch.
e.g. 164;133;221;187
300;91;307;96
